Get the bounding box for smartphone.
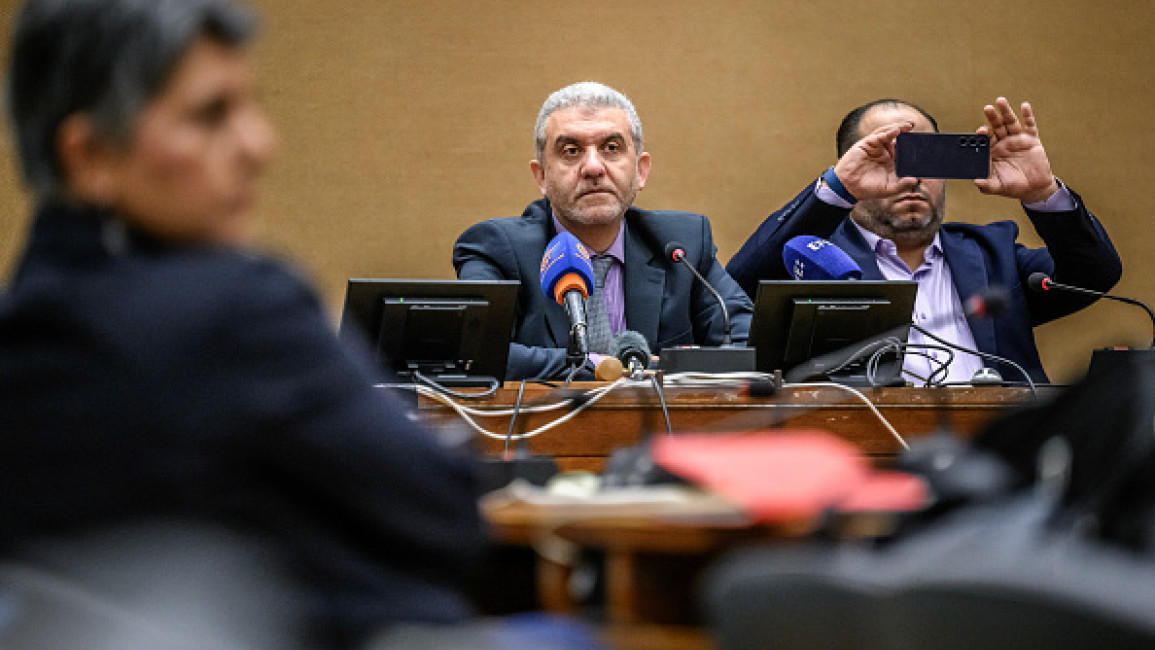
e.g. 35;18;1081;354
895;132;990;179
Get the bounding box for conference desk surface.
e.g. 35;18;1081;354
420;382;1049;473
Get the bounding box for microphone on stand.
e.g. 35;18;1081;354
613;330;652;379
1028;272;1155;349
659;241;757;373
540;232;596;366
1028;272;1155;376
665;241;736;345
593;331;653;380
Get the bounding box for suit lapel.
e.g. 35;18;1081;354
941;229;996;354
623;219;664;342
832;221;886;280
526;206;574;348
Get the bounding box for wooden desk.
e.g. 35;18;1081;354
422;383;1046;472
483;491;896;650
456;385;1043;649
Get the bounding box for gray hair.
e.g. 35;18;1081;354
533;82;644;162
6;0;257;200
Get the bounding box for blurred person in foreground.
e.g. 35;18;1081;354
0;0;510;648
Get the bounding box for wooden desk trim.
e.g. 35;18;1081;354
423;383;1047;471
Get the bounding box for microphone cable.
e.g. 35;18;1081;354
647;373;673;436
909;323;1038;397
502;379;531;458
414;377;630;442
411;370;500;400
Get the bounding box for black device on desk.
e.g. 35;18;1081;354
749;280;918;386
339;278;519;387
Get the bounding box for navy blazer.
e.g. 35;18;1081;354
0;203;485;648
726;180;1122;383
454;198;753;380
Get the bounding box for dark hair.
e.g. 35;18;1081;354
835;99;939;158
6;0;257;199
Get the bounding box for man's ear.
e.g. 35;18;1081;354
56;114;118;206
529;159;547;196
635;151;651;190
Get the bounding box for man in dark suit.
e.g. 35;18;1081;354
726;98;1121;384
0;1;493;648
454;82;753;380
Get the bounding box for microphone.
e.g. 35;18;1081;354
540;232;596;359
1028;272;1155;349
782;236;863;281
612;330;652;379
964;286;1009;319
664;241;735;346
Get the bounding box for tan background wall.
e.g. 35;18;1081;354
0;0;1151;383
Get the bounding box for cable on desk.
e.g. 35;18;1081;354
503;379;530;457
416;378;629;442
910;323;1037;398
648;373;673;436
781;381;910;451
412;370;500;400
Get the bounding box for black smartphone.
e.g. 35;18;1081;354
895;132;990;179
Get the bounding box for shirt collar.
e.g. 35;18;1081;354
850;219;943;263
551;214;626;263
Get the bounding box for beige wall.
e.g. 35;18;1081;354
1;0;1152;383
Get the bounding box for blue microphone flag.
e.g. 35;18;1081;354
540;231;595;301
783;235;863;281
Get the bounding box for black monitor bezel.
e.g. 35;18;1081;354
339;278;520;384
749;280;918;380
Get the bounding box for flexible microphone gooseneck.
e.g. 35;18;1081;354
1029;272;1155;349
664;241;734;345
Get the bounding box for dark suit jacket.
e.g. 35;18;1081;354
0;203;485;649
725;180;1123;383
453;198;754;380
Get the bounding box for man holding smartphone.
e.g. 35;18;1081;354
726;98;1121;385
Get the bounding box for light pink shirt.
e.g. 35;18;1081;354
851;224;982;384
816;177;1074;384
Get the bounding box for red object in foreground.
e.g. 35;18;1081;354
650;431;926;523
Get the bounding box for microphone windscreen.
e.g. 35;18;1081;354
964;286;1010;319
594;356;624;381
664;241;686;263
540;232;594;303
782;236;863;280
611;330;651;368
1028;272;1050;292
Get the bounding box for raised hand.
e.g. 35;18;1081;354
973;98;1058;203
831;122;916;200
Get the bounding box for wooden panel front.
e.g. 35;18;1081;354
421;383;1046;472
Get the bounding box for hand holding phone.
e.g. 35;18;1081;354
895;132;991;180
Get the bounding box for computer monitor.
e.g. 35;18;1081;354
339;279;520;386
749;280;918;385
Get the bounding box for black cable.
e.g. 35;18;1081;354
648;373;673;436
909;323;1037;397
894;343;955;387
563;362;584;387
502;379;530;457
